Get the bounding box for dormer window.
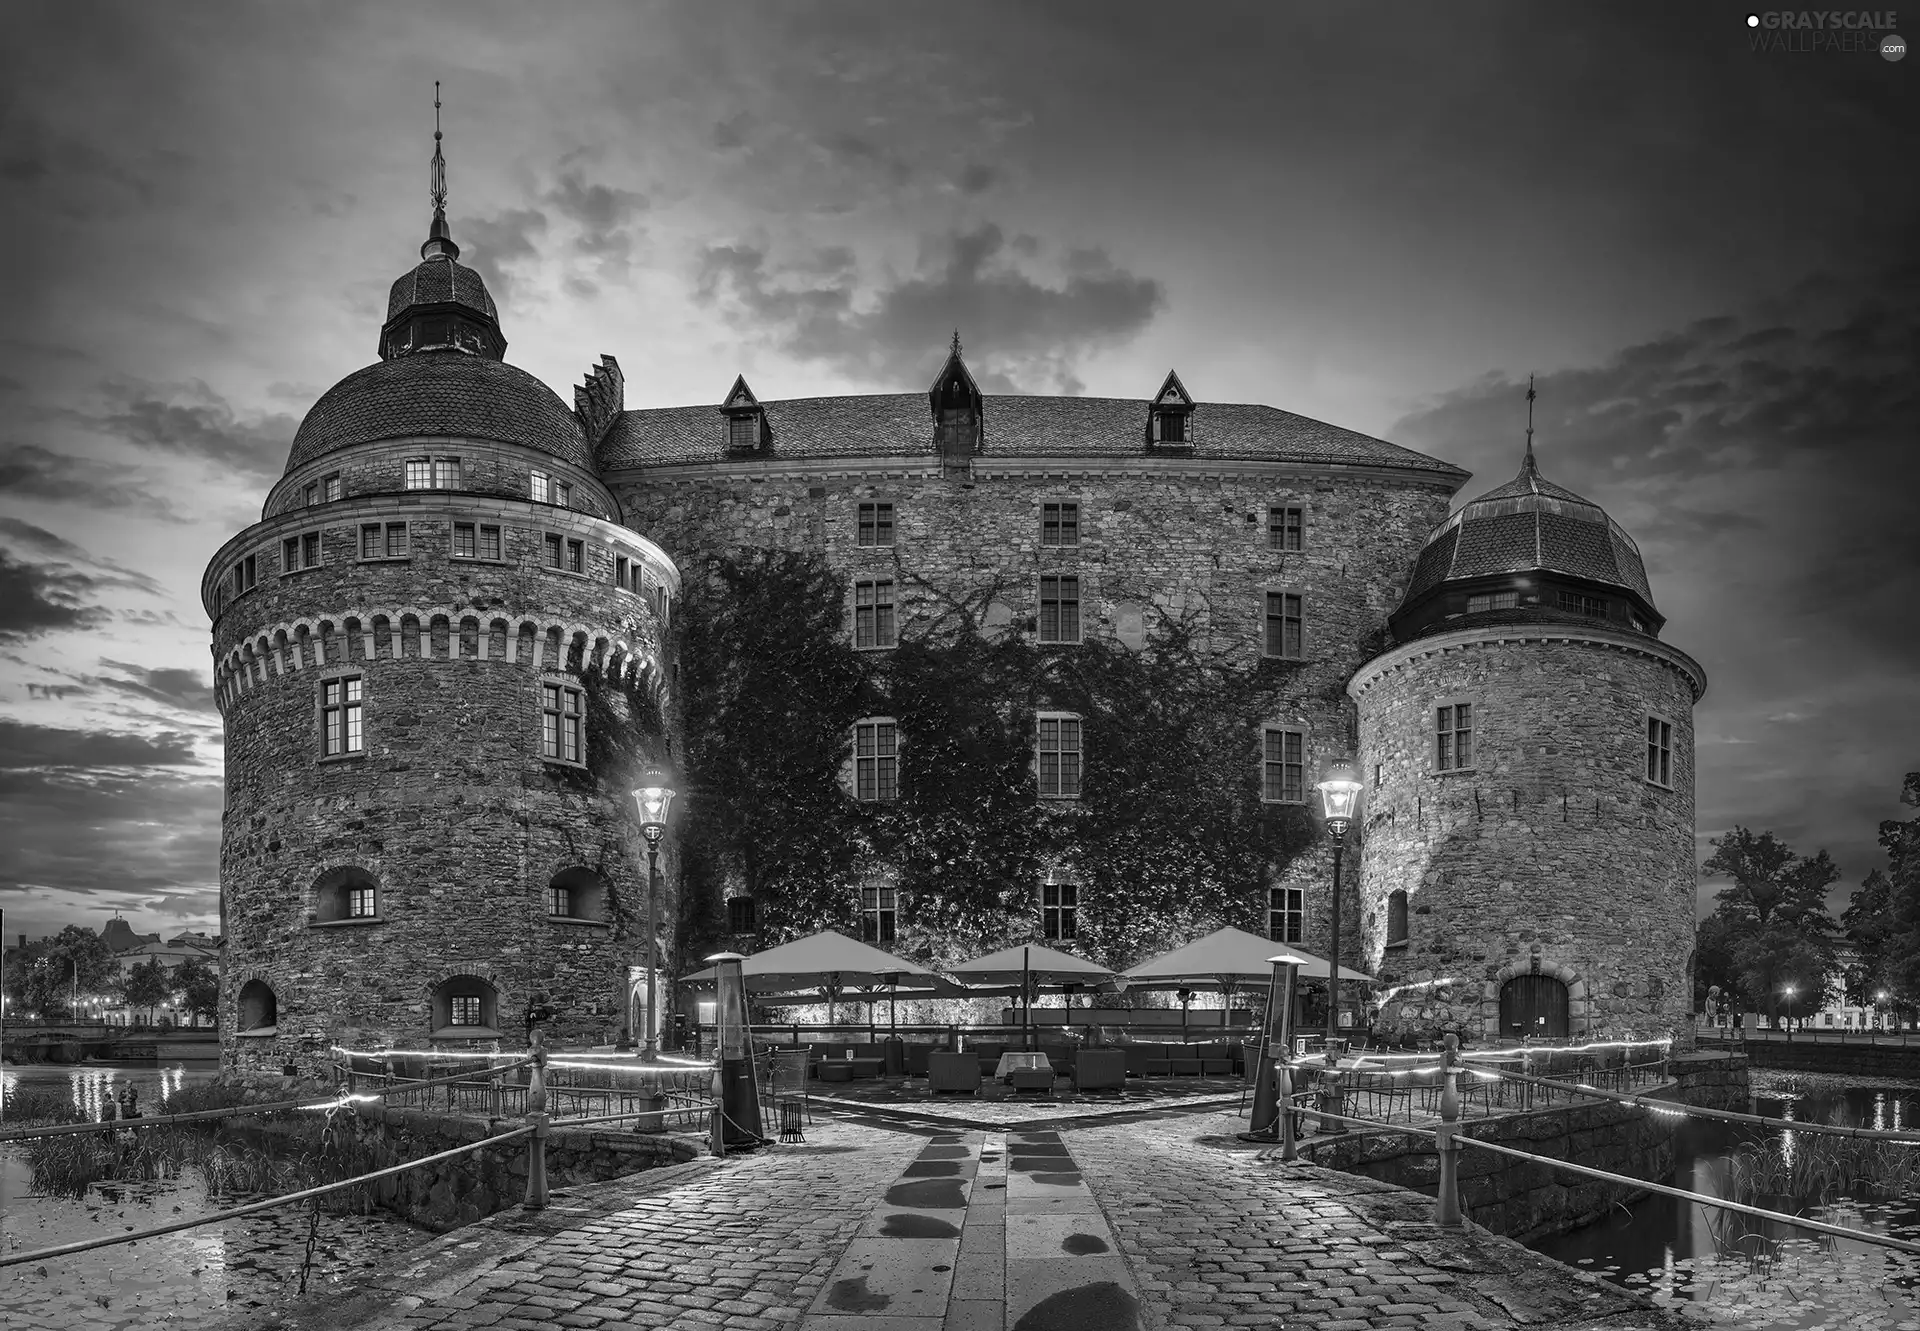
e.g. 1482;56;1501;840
719;374;769;453
1147;370;1195;448
1152;408;1188;443
727;415;758;450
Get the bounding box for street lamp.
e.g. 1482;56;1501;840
1877;990;1889;1037
630;765;677;1063
1314;757;1363;1049
1782;984;1796;1039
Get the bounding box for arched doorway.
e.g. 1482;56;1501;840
1500;974;1569;1039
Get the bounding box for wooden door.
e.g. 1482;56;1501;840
1500;974;1569;1039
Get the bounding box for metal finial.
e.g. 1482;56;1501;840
1524;373;1536;466
430;81;447;215
951;329;962;357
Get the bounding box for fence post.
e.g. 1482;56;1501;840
523;1029;551;1212
1434;1033;1463;1227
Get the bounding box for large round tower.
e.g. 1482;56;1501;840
1349;443;1705;1047
203;164;679;1074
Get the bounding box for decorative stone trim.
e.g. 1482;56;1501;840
1348;624;1708;704
606;456;1468;491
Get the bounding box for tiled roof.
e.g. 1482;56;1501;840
285;351;591;475
386;255;498;323
1399;453;1655;607
597;392;1467;478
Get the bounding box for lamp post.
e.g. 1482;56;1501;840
630;765;677;1064
1877;990;1889;1039
1782;984;1795;1040
1314;757;1362;1048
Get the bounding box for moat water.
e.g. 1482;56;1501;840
1;1063;429;1330
1531;1080;1920;1329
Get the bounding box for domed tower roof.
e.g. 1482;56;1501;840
1389;442;1663;643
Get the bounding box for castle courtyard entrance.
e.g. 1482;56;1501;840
1499;974;1569;1039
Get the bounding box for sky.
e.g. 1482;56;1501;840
1;1;1914;945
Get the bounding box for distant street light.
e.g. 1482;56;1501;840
630;765;678;1064
1783;984;1797;1040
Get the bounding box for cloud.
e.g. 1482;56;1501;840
0;719;201;769
96;377;296;483
0;550;112;640
956;163;999;194
461;207;548;309
546;171;646;282
0;442;185;517
94;660;217;715
695;223;1165;394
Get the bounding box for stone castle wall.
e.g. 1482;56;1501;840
211;482;678;1074
1350;627;1703;1045
608;455;1457;961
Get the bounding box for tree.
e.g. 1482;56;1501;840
4;926;119;1018
1859;770;1920;1014
173;958;219;1026
1697;828;1842;1019
1700;827;1841;933
1731;924;1830;1028
124;958;172;1025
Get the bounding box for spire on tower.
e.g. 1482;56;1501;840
422;82;459;261
1523;373;1537;470
951;328;963;358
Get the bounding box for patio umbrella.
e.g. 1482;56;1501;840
1123;926;1372;989
681;930;942;996
949;944;1116;1050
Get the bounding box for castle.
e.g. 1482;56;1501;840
204;155;1705;1073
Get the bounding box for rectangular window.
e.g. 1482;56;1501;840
1041;879;1079;941
1041;501;1080;547
477;524;500;560
1559;590;1607;617
615;555;629;588
304;481;319;506
727;415;758;450
1268;506;1303;551
361;522;407;560
544;533;563;569
861;884;897;944
1037;714;1083;798
321;677;364;757
541;682;584;764
549;884;572;917
283;537;299;573
1646;716;1673;787
1468;591;1520;613
404;459;434;490
323;474;341;502
555;480;572;508
453;523;476;558
448;995;482;1027
854;579;897;649
301;531;321;570
531;470;551;504
1038;575;1081;644
1436;702;1474;772
1268;887;1304;944
565;538;584;574
857;501;895;547
1264;592;1303;659
347;885;376;918
232;554;257;595
1154;410;1187;443
1261;727;1305;803
854;719;898;802
434;458;460;489
727;896;757;933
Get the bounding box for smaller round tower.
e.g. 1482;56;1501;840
1349;441;1706;1047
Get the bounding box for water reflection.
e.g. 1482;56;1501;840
0;1063;189;1120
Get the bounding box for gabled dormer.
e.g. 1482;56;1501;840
719;374;771;453
1147;370;1194;450
929;332;983;476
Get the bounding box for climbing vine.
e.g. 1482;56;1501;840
675;551;1330;971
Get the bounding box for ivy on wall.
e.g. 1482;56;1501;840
675;550;1330;972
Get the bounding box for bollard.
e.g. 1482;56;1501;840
1277;1062;1296;1161
522;1029;550;1211
1434;1032;1463;1227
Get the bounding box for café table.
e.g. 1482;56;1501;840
993;1051;1052;1080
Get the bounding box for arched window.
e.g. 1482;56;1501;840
238;979;278;1033
1386;890;1409;947
431;976;499;1036
548;867;607;922
313;866;380;923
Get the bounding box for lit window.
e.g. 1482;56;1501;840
1153;410;1187;443
1268;887;1303;944
854;579;896;649
727;897;758;933
1261;727;1305;803
531;470;551;503
1041;879;1078;940
1559;590;1607;617
448;995;483;1027
1387;890;1409;946
1646;716;1673;788
727;415;758;450
1264;592;1303;659
321;677;364;757
323;474;342;502
541;682;584;764
405;459;434;490
1268;506;1303;551
854;719;898;802
1038;575;1081;644
861;883;897;944
549;883;574;917
348;884;377;918
1436;702;1473;771
1037;713;1082;798
857;502;895;547
1041;501;1079;547
1468;591;1520;613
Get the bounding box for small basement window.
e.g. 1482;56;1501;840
431;976;499;1036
